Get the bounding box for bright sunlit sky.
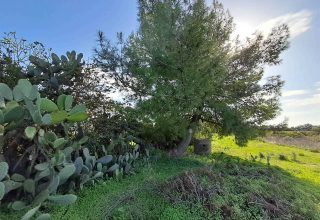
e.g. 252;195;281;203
1;0;319;126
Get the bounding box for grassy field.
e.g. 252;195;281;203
212;136;320;185
1;137;320;219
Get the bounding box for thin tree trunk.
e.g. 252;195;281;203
170;128;194;157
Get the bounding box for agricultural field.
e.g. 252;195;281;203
263;131;320;152
2;137;319;220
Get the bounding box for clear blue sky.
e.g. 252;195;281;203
1;0;319;126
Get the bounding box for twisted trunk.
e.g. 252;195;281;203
170;128;194;157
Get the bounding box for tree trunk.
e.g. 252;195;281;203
170;128;194;157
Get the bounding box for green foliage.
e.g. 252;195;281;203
48;194;77;205
0;38;149;218
0;77;147;220
21;204;41;220
279;154;288;161
24;126;37;140
28;51;84;99
36;213;51;220
0;79;90;218
0;182;5;200
95;0;289;148
12;142;316;220
0;162;8;181
0;32;50;88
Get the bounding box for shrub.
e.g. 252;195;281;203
279;154;288;161
259;152;265;159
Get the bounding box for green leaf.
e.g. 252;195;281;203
36;213;51;220
57;94;67;110
25;99;42;124
48;194;77;205
21;204;41;220
0;182;5;200
25;126;37;140
3;106;24;123
63;146;73;160
24;179;35;196
13;86;24;102
17;79;32;93
0;97;5;108
3;180;23;193
64;95;73;111
0;161;9;181
39;98;58;112
33;189;49;206
83;148;90;158
93;171;103;179
11;173;26;182
53;138;68;149
69;104;86;115
12;201;27;211
35;168;50;181
17;79;38;101
38;135;47;146
45;131;57;143
3;100;18;112
79;136;89;145
0;83;13;100
52;151;65;166
67;112;88;122
38;129;45;136
51;111;68;124
52;53;61;65
34;162;50;171
0;110;3;124
97;155;113;165
48;176;60;194
42;114;51;125
107;163;119;173
32;110;43;124
58;164;76;185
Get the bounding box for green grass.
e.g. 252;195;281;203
212;136;320;185
1;137;320;219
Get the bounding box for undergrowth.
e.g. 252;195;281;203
1;138;320;219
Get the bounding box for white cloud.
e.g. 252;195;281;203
282;93;320;108
233;10;312;41
257;10;312;39
282;90;309;97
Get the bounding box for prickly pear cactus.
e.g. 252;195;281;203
0;79;89;218
28;51;84;98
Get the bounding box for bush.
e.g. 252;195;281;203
279;154;288;161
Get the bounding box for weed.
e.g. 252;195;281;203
259;152;265;159
266;154;271;166
292;152;297;161
279;154;288;161
250;154;258;162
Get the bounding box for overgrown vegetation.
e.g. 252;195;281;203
1;0;318;219
2;138;319;219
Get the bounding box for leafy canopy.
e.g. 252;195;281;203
95;0;289;146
